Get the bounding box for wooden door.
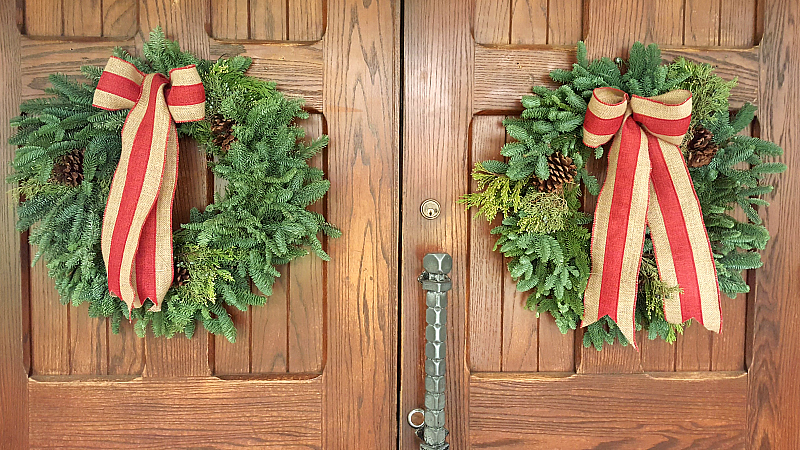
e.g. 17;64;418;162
401;0;800;449
0;1;398;448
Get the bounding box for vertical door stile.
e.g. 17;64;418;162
0;0;27;446
323;0;400;447
401;0;473;448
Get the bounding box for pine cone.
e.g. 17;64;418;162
687;127;719;168
210;114;237;152
173;265;190;287
532;153;578;193
52;148;85;187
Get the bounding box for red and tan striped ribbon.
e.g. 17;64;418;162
582;87;721;347
93;57;205;312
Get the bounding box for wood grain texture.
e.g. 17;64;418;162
640;332;676;372
139;0;210;59
474;0;510;45
102;0;138;37
28;377;323;449
69;303;108;375
748;0;800;447
209;41;323;111
288;0;324;41
20;38;133;101
402;0;470;448
211;0;250;40
510;0;547;45
288;114;325;373
470;372;747;449
685;0;719;46
468;116;505;372
537;313;574;371
502;271;538;371
0;0;27;444
24;0;61;36
107;320;145;376
584;0;684;57
63;0;102;37
474;45;759;114
251;272;289;373
547;0;583;45
720;0;757;48
213;305;251;374
324;0;399;447
28;255;69;375
251;0;287;40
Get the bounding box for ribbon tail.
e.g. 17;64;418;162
583;118;652;349
647;135;722;333
143;122;179;312
102;74;171;312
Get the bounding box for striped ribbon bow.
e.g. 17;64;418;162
92;57;206;312
581;87;721;347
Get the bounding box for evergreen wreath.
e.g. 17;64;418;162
8;29;340;342
461;42;786;349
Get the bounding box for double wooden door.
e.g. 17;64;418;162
1;0;798;449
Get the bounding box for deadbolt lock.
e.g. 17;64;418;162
420;199;441;219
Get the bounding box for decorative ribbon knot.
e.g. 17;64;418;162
582;87;721;347
93;57;206;312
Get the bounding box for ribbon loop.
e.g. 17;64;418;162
581;87;721;347
93;57;205;312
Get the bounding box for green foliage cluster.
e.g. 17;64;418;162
8;29;339;342
462;42;785;350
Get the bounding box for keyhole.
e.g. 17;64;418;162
420;199;441;220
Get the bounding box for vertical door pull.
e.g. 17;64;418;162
409;253;452;450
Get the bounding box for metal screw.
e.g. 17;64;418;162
420;199;441;219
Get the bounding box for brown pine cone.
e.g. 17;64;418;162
532;153;578;192
173;265;190;287
687;127;719;168
52;148;85;187
210;114;237;152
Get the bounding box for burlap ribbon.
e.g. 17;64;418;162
581;87;721;347
93;57;206;312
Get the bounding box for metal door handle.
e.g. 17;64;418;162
408;253;452;450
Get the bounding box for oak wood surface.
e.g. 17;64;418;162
468;115;506;372
102;0;138;38
0;0;27;446
28;377;323;449
323;0;399;448
251;0;287;40
748;0;800;447
470;372;747;449
401;1;472;449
